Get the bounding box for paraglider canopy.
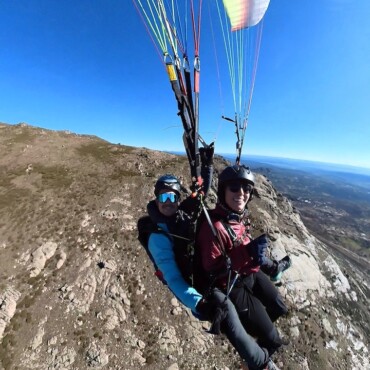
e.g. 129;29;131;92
133;0;271;167
222;0;270;30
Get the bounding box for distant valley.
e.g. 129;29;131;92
237;155;370;273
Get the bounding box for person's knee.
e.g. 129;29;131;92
259;326;284;356
268;294;288;322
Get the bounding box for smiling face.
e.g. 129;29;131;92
224;181;252;213
156;189;179;217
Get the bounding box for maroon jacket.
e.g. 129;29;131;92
197;204;259;288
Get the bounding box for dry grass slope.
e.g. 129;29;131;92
0;122;368;370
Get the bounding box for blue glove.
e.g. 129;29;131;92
248;234;269;266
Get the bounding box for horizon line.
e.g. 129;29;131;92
168;150;370;173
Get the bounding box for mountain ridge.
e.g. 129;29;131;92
0;122;369;369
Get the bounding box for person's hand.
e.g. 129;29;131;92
248;234;269;265
199;142;214;166
207;299;228;335
180;194;201;216
196;297;229;335
196;298;213;319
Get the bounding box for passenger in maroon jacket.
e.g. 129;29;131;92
197;164;291;358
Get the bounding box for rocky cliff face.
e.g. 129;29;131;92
0;122;369;370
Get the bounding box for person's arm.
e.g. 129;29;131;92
248;235;292;280
148;231;202;312
247;234;270;266
200;143;214;197
179;145;214;216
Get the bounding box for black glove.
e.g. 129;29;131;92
208;299;228;335
248;234;269;266
199;142;214;167
196;298;213;319
180;195;201;215
196;297;229;335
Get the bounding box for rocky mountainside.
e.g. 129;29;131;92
0;122;369;370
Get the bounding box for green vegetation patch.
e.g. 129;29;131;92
109;169;139;180
3;126;36;145
35;164;73;189
0;166;25;187
0;188;31;210
75;142;114;162
76;142;137;162
337;236;370;258
116;144;135;154
0;167;32;209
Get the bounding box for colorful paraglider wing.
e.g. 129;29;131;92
222;0;270;30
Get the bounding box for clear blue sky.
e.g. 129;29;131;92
1;1;369;169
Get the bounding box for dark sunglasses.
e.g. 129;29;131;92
157;192;179;203
227;182;253;194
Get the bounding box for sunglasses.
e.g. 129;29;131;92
157;192;179;203
227;182;253;194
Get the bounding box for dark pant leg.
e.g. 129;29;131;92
229;275;284;357
211;288;269;370
252;270;288;322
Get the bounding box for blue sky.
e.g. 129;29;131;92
1;1;369;169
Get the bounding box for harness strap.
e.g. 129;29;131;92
207;214;251;297
220;220;237;243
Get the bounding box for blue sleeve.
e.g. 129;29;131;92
148;232;202;312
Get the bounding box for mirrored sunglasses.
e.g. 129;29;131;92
227;182;253;194
157;192;179;203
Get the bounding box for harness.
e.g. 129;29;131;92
206;211;252;297
201;210;252;334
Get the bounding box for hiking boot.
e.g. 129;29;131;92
264;359;281;370
270;255;292;282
